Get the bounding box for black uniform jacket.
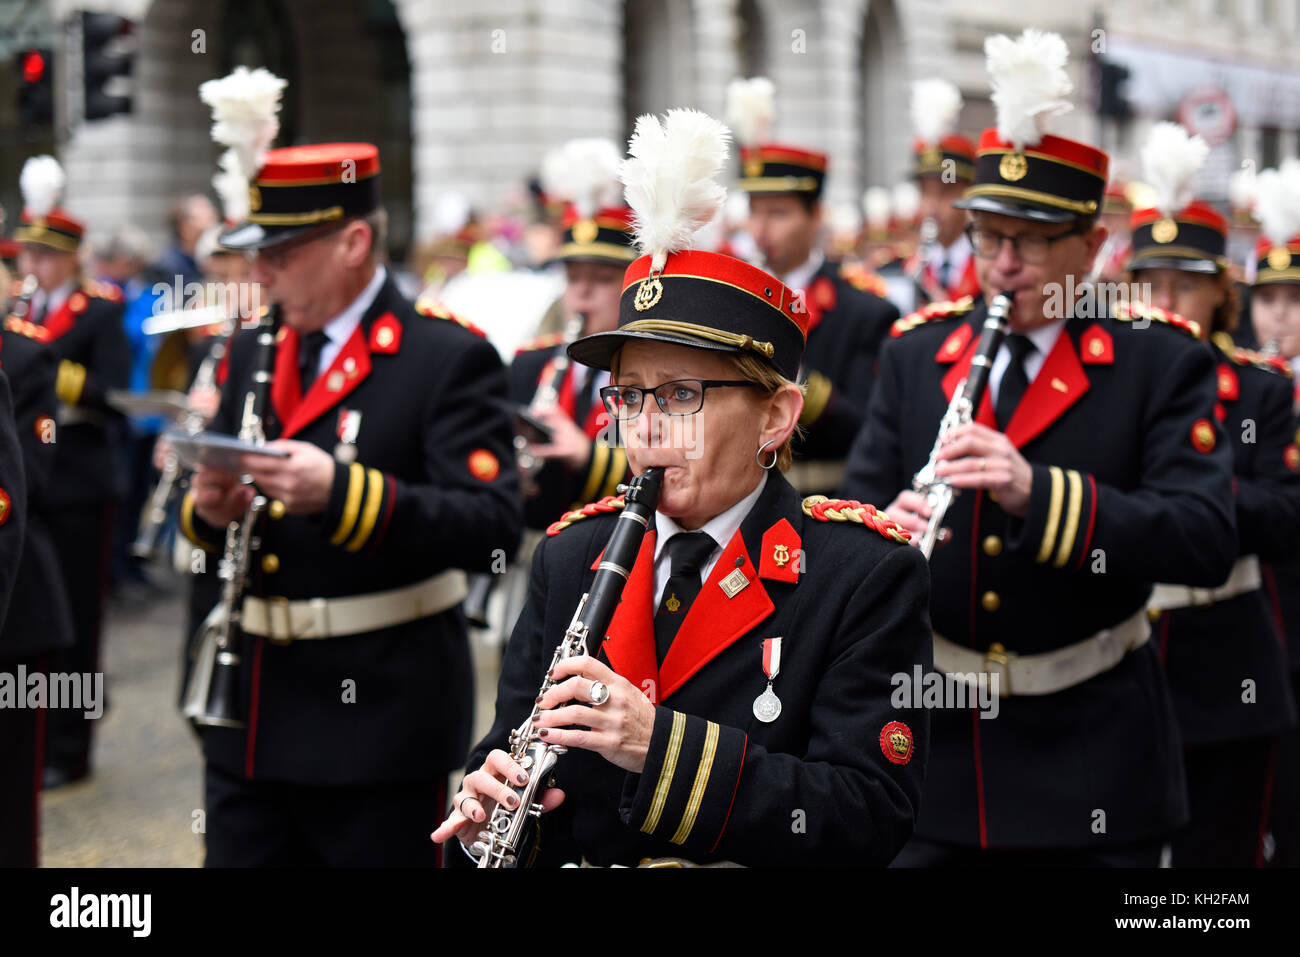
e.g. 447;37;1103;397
0;328;74;658
12;281;130;505
0;370;24;636
183;276;522;785
841;297;1238;848
508;340;627;531
463;471;933;867
795;259;898;462
1157;340;1300;743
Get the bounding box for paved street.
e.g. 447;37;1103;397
39;566;505;867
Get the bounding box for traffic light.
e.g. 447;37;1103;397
1098;60;1132;121
83;12;135;121
17;47;54;130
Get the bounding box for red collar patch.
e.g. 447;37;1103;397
935;323;972;364
368;313;402;354
1079;323;1113;364
1217;363;1239;401
759;518;801;583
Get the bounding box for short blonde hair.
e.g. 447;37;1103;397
725;352;804;473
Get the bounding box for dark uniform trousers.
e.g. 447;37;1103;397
842;299;1237;859
1154;340;1300;867
0;330;74;865
23;286;130;780
182;276;521;866
456;472;933;868
790;259;898;474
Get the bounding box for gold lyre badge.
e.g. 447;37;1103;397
633;276;663;312
772;543;790;567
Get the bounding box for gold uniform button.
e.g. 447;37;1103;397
981;591;1001;612
261;554;280;574
982;535;1003;557
1147;606;1161;622
269;500;286;520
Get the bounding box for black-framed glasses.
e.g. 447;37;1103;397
966;222;1088;264
599;379;759;419
255;220;352;269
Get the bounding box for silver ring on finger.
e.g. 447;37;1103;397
590;680;610;706
978;457;986;471
457;794;476;816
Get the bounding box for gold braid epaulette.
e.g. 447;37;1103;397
890;295;975;337
545;494;626;536
1112;300;1201;339
1234;346;1294;379
840;262;888;298
414;297;488;339
801;495;910;543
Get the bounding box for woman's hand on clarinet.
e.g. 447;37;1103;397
532;656;656;774
431;750;566;848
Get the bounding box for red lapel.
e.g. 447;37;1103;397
658;527;773;702
941;332;997;429
40;291;87;342
950;257;980;301
280;324;373;439
1002;329;1090;449
270;327;301;429
600;531;660;702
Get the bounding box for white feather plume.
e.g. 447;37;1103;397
539;138;624;218
911;78;963;144
1228;165;1257;212
1140;122;1208;216
862;187;891;229
892;180;921;222
725;77;775;148
20;155;65;218
198;66;286;203
211;150;252;223
621;109;731;272
985;29;1074;149
1254;159;1300;247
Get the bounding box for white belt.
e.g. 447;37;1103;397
1147;555;1261;611
240;570;468;643
57;405;107;427
932;607;1151;697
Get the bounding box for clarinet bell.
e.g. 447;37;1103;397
194;648;246;729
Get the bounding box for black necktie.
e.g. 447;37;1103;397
298;330;330;393
653;532;717;665
937;257;950;290
996;334;1035;431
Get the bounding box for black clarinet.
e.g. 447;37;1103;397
472;466;664;868
193;304;282;728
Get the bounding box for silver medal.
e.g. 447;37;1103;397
753;684;782;723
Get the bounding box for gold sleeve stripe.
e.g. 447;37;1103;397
799;372;832;425
641;711;686;835
330;462;365;545
1036;466;1065;564
179;490;211;549
599;446;627;498
670;720;720;845
56;360;87;406
579;441;611;504
346;467;385;552
1054;469;1084;568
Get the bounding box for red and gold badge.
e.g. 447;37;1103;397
1079;324;1113;364
879;721;914;765
935;323;972;364
0;488;9;525
34;414;55;443
1190;418;1216;453
1216;364;1238;401
368;313;402;354
1285;444;1300;473
68;291;88;314
468;448;500;482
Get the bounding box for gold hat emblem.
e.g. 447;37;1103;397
572;219;598;244
744;156;764;179
1152;218;1179;244
1267;246;1292;270
999;152;1028;182
249;185;262;212
633;276;663;312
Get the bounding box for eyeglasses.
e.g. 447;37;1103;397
966;223;1088;264
256;221;350;269
599;379;758;419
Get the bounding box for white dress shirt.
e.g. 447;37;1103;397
987;318;1067;408
652;472;768;605
778;250;825;300
313;265;387;377
926;232;972;292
